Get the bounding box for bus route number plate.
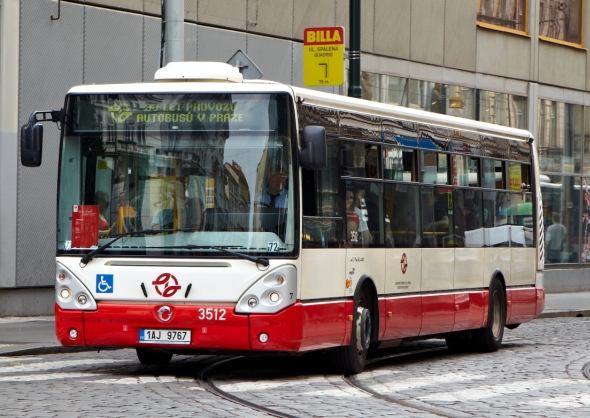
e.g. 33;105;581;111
139;329;191;345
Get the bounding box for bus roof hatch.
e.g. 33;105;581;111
154;61;244;83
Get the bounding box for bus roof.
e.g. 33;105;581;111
290;85;533;143
66;62;532;143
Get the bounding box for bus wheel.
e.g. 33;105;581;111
331;292;372;375
136;348;172;365
472;279;506;352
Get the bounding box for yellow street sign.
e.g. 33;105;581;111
303;26;345;87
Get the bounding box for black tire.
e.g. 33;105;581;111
472;279;506;352
136;348;173;365
331;291;372;375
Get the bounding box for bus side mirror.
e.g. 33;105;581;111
20;121;43;167
299;126;326;170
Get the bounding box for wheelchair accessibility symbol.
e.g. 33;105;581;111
96;274;113;293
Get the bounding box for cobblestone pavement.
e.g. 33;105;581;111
1;317;590;417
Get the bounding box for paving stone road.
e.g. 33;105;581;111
1;317;589;417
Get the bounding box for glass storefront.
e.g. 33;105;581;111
538;99;589;265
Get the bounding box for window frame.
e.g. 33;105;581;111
476;0;529;36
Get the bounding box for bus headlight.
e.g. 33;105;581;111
236;266;296;314
60;288;71;299
77;294;88;305
248;297;259;308
56;262;97;311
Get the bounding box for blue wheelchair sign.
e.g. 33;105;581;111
96;274;113;293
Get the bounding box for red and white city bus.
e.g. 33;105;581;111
21;62;544;374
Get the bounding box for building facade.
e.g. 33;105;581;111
0;0;588;315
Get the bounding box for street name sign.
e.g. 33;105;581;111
303;26;344;86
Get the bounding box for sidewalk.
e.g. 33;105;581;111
0;293;588;357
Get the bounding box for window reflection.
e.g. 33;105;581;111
477;0;526;32
421;152;449;185
409;81;474;119
477;90;527;129
452;155;479;187
361;71;408;106
538;100;583;174
542;176;580;263
483;159;505;189
539;0;582;44
384;146;416;181
421;187;455;248
454;189;484;247
384;183;421;248
344;181;382;248
483;191;510;247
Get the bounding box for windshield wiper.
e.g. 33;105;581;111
79;228;199;266
142;245;270;267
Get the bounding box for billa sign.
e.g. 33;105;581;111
303;26;345;86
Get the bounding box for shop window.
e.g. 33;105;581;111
409;81;475;120
361;71;408;106
542;176;580;263
477;0;527;33
538;100;583;174
539;0;583;45
581;178;590;263
476;90;527;129
584;108;590;175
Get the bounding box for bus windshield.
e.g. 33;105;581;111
57;93;296;258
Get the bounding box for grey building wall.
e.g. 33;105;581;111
4;0;590;316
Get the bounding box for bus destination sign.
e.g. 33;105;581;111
303;26;345;87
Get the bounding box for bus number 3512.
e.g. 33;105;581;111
198;308;227;321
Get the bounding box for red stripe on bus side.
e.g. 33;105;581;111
506;287;539;325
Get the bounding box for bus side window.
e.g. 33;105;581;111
302;138;345;248
384;183;420;248
453;189;484;248
483;191;510;247
421;186;454;248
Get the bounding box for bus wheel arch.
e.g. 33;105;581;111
353;275;379;345
473;274;506;352
331;275;378;374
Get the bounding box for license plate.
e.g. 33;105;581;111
139;329;191;345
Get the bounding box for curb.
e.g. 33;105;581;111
538;310;590;319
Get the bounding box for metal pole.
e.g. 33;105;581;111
164;0;184;64
348;0;361;98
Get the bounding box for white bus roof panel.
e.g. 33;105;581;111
66;78;532;143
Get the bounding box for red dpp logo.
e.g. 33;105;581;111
400;253;408;274
152;273;181;298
